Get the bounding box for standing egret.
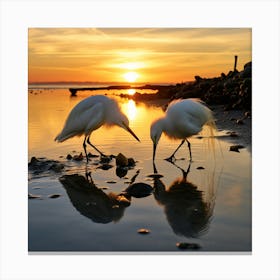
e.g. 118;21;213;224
55;95;140;162
150;98;215;162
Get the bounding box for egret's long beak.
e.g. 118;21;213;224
153;142;157;162
123;123;140;142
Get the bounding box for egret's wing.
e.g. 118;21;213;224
55;102;105;142
166;100;212;137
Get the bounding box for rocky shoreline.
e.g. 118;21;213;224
124;61;252;112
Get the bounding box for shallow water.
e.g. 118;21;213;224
28;88;251;252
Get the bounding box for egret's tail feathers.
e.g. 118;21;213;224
204;114;217;159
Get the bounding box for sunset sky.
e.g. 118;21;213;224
28;28;251;84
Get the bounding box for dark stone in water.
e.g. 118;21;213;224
115;194;131;207
127;157;136;167
98;164;113;170
66;154;72;160
176;242;201;250
29;157;63;174
49;163;64;172
137;228;150;234
88;152;99;158
123;182;153;198
100;155;112;163
229;145;245;152
146;173;164;179
228;131;239;137
116;153;128;166
28;193;42;199
236;119;244;125
116;167;128;178
73;153;84;161
48;194;61;199
196;166;205;170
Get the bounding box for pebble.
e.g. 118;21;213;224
66;154;72;160
100;156;112;163
127;157;136;167
116;153;128;166
116;167;128;178
229;131;239;137
137;228;150;234
115;194;131;207
229;145;245;152
123;182;153;198
88;152;99;158
48;194;61;199
196;166;205;170
146;173;164;179
73;153;84;161
98;164;113;170
176;242;201;250
28;193;42;199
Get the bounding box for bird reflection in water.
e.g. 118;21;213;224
152;162;216;238
59;173;131;224
59;169;153;224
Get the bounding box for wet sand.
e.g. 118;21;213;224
211;105;252;150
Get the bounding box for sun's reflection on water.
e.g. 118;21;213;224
121;99;137;121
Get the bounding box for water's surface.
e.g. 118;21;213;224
28;88;251;252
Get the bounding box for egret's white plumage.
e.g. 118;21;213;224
55;95;140;161
150;98;215;161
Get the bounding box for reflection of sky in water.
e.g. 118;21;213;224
28;89;251;251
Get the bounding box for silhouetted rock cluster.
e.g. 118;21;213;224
131;61;252;111
170;61;251;110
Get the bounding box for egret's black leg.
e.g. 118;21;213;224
86;135;106;157
186;139;192;161
83;136;89;163
165;140;185;162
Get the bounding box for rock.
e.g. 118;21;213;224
196;166;205;170
176;242;201;250
28;193;42;199
66;154;72;160
100;156;112;163
98;164;113;170
229;131;239;137
28;156;39;166
115;194;131;207
137;228;150;234
49;163;64;172
146;173;164;179
116;167;128;178
229;145;245;152
48;194;61;199
88;152;99;158
106;181;117;184
123;182;153;198
73;153;84;161
127;158;136;167
236;119;244;125
116;153;128;167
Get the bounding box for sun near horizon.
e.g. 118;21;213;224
28;28;251;85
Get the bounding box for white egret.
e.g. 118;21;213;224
55;95;140;162
150;98;215;162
